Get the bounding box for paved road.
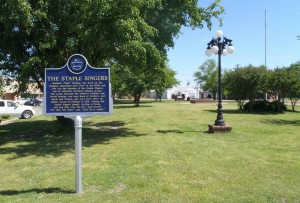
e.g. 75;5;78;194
34;104;43;116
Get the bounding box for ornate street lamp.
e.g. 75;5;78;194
205;30;234;133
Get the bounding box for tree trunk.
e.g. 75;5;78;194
136;93;141;107
238;100;243;110
291;99;298;112
134;92;141;107
277;93;281;112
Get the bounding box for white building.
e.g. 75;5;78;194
146;86;204;100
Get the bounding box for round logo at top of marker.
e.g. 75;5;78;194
67;55;87;74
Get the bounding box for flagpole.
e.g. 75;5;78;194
265;9;267;68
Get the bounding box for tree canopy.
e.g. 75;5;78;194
222;63;300;112
193;59;218;98
0;0;224;105
287;64;300;111
268;63;300;111
223;65;268;110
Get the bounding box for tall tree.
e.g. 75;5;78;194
223;67;248;109
267;67;290;103
223;65;268;110
193;59;218;99
0;0;224;104
111;63;155;106
287;63;300;111
153;65;179;102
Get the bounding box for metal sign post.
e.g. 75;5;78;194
75;115;83;194
43;54;112;194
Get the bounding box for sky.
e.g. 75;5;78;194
167;0;300;87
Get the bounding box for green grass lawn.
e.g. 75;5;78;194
0;100;299;202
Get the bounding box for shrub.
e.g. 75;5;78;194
243;100;287;112
1;114;11;119
270;100;287;112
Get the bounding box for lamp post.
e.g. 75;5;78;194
205;30;234;132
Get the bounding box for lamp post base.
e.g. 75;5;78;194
208;124;232;133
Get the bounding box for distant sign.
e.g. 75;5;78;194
43;54;113;116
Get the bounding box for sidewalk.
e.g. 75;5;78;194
0;118;19;126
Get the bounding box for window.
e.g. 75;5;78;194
7;101;16;107
0;101;4;107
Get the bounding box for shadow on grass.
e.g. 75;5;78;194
203;109;285;115
262;119;300;126
113;99;158;105
286;109;300;113
83;121;146;145
114;105;153;109
0;120;145;159
157;129;202;134
157;130;184;134
113;99;158;109
0;187;73;195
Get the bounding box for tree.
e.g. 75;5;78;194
110;42;167;106
286;63;300;111
108;0;224;106
1;0;224;104
0;0;84;92
111;63;153;106
265;62;300;112
0;76;4;97
223;67;248;109
267;67;290;103
153;65;179;102
223;65;268;110
193;59;218;99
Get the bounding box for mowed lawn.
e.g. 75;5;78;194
0;100;299;202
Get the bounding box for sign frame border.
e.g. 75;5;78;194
43;54;113;116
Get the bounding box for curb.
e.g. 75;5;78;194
0;118;19;126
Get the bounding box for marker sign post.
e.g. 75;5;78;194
43;54;112;193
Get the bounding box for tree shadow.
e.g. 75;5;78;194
113;100;157;109
0;187;73;195
286;110;300;113
83;121;146;145
261;119;300;126
113;105;153;109
0;119;146;159
113;100;157;105
156;129;201;134
157;130;184;134
203;109;285;115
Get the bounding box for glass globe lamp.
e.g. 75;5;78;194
211;45;219;54
215;30;223;38
205;49;212;57
226;45;235;54
221;49;227;56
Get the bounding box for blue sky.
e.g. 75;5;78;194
167;0;300;87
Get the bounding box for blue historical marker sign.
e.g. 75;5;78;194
43;54;112;116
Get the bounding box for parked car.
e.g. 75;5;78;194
16;98;30;105
36;97;43;103
0;100;36;119
24;98;42;106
